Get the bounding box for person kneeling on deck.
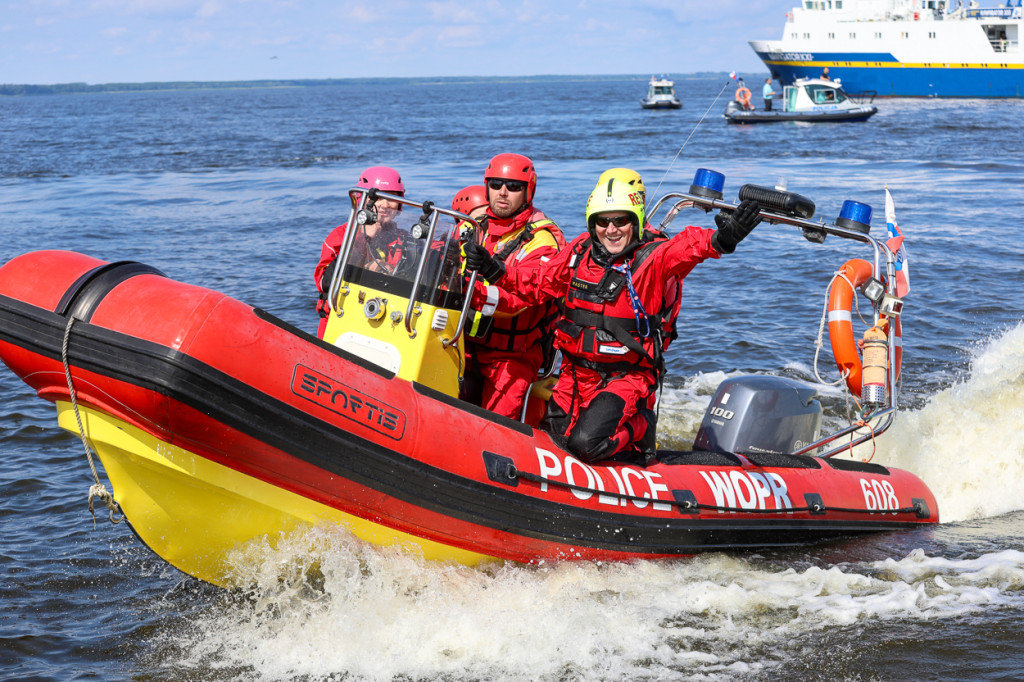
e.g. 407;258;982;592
465;178;761;464
595;168;685;420
461;153;566;420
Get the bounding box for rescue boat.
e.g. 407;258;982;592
724;77;878;124
0;169;936;588
641;76;683;110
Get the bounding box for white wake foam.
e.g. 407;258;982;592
869;322;1024;522
155;527;1024;681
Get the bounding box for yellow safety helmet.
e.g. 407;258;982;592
586;177;646;240
596;168;646;205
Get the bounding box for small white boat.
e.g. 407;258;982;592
724;77;877;124
641;76;682;109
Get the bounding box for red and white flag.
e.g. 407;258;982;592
885;188;910;297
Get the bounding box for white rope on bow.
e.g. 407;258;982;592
61;315;123;527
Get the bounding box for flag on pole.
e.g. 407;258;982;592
885;188;910;297
729;71;738;81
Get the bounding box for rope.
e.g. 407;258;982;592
812;272;882;462
61;316;123;527
650;80;732;201
812;270;852;387
506;464;922;517
852;417;878;463
843;391;879;463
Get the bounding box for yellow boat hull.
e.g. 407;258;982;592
57;401;491;587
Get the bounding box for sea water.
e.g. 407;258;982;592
1;77;1023;680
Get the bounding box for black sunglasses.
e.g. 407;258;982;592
487;179;527;193
594;215;634;228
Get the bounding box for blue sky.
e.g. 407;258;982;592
1;0;795;85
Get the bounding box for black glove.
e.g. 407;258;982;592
712;199;762;254
464;242;505;282
319;259;337;294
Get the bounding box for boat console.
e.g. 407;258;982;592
322;190;481;398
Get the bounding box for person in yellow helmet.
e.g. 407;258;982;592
465;177;762;464
594;167;667;237
597;168;646;204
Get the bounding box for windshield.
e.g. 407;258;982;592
340;199;466;310
807;85;847;104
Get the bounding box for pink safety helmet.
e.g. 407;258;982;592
451;185;489;214
484;153;537;203
356;166;405;195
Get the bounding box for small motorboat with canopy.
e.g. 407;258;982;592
641;76;683;109
725;77;878;123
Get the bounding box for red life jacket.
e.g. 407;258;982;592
648;228;683;351
555;237;674;375
315;223;409;318
467;208;564;353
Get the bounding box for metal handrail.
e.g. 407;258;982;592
325;188;482;345
646;190;903;458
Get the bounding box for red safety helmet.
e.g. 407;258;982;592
484;153;537;203
451;185;489;214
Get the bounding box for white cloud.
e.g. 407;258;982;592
344;4;376;24
197;2;222;19
6;0;782;83
253;33;303;47
436;24;486;48
426;2;485;24
182;27;214;44
86;0;201;15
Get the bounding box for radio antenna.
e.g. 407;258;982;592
649;80;733;201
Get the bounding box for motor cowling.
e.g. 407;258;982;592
694;375;822;455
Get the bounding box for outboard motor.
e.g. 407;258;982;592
694;376;822;455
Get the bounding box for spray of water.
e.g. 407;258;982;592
870;322;1024;522
149;325;1024;680
154;523;1024;681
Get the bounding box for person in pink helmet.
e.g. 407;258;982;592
314;166;406;337
460;153;567;420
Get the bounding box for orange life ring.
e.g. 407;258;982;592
827;258;903;396
736;87;752;108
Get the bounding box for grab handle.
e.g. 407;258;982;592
738;184;816;219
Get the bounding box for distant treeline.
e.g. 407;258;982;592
1;73;735;97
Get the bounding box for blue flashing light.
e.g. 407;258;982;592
692;168;725;195
839;200;872;226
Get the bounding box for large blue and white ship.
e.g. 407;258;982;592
750;0;1023;97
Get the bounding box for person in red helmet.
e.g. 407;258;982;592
451;184;489;221
315;166;407;338
450;184;489;243
462;153;566;420
465;177;762;464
